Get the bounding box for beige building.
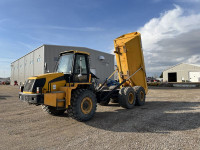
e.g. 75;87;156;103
163;63;200;82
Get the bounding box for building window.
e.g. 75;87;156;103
30;60;34;64
37;58;41;62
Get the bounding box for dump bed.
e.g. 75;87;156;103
114;32;148;93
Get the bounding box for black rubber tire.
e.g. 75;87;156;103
41;105;66;116
134;86;146;106
67;89;97;122
118;87;136;109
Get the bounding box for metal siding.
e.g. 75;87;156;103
29;52;34;77
10;63;14;85
18;57;24;85
14;62;19;84
24;54;31;80
33;47;44;76
10;46;44;85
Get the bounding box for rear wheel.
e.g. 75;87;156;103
67;89;97;121
134;86;146;106
41;105;66;116
118;87;136;109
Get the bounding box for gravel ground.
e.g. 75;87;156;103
0;85;200;150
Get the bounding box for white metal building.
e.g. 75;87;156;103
163;63;200;82
11;45;114;85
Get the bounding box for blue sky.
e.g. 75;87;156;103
0;0;200;77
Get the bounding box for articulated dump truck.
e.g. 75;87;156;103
19;32;148;121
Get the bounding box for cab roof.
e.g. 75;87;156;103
59;50;90;56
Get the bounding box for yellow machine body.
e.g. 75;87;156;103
44;91;66;107
114;32;148;93
43;83;91;108
23;72;66;94
21;50;92;108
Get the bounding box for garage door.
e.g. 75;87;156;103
168;72;177;82
189;72;200;82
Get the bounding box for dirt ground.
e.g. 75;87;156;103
0;85;200;150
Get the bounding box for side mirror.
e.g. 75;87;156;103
44;62;49;73
44;62;47;70
78;57;82;78
44;62;47;69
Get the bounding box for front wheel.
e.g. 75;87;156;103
67;89;97;121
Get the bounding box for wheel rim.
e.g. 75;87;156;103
140;91;145;101
81;97;93;114
128;93;134;104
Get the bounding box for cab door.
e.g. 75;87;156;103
73;54;89;82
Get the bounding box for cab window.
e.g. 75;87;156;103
74;54;89;82
74;55;87;74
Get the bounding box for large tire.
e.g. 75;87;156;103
134;86;146;106
41;105;66;116
118;87;136;109
67;89;97;121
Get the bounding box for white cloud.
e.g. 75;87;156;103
139;5;200;51
138;5;200;76
187;55;200;64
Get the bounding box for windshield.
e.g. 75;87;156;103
56;54;74;73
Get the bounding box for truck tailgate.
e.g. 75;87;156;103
114;32;148;93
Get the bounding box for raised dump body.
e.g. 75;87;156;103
114;32;148;93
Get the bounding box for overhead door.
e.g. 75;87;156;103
189;72;200;82
168;72;177;82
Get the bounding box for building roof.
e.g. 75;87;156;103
163;63;200;72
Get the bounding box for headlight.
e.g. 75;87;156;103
19;86;24;92
36;87;42;94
